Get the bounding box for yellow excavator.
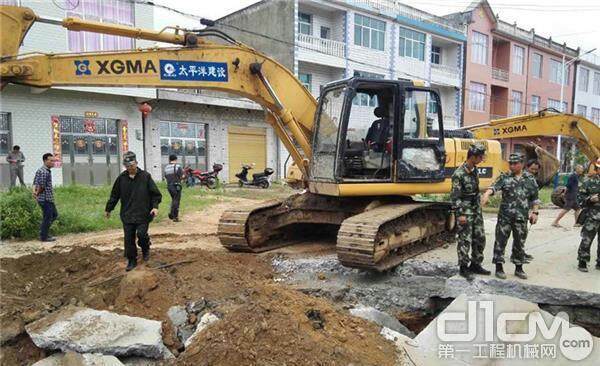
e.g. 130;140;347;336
1;6;597;271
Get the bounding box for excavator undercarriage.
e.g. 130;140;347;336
218;193;452;271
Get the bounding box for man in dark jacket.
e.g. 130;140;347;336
105;151;162;271
552;165;584;227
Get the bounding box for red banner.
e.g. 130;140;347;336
51;116;62;168
120;120;129;154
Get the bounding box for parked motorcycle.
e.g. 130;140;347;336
235;164;274;189
183;163;223;189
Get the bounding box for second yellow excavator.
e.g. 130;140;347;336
1;6;596;271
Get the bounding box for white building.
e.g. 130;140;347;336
574;53;600;124
219;0;466;130
0;0;281;187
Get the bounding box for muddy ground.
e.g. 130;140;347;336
0;195;403;366
1;193;598;365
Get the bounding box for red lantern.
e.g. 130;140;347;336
138;102;152;117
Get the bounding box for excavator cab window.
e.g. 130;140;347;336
340;83;396;181
397;88;446;182
312;86;346;181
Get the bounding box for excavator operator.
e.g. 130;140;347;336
366;106;391;153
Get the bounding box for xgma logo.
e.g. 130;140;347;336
74;60;91;76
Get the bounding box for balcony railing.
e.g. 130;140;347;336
492;67;509;82
342;0;466;34
431;63;459;77
297;34;346;58
491;114;507;120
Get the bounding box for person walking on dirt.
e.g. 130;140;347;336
164;154;183;222
481;153;540;280
33;153;57;242
575;158;600;272
105;151;162;271
7;145;26;187
552;165;585;228
451;144;490;281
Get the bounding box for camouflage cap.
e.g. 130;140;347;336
508;153;523;163
122;151;137;166
468;143;486;156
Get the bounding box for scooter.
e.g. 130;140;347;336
183;163;223;189
235;164;274;189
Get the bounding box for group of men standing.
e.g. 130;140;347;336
451;144;600;281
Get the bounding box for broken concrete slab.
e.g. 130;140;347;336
184;312;219;348
350;306;415;338
444;276;600;308
380;327;417;366
25;306;172;359
167;305;194;344
119;356;161;366
32;351;123;366
405;294;600;365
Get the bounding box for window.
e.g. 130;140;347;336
471;31;488;65
548;98;567;112
577;105;588;118
298;12;312;36
0;112;11;155
353;71;384;106
513;45;525;75
579;68;589;92
299;73;312;92
531;95;541;113
320;26;330;39
532;53;543;78
160;121;208;171
592;108;600;124
398;27;425;61
549;59;570;85
431;46;441;64
354;14;385;51
68;0;134;52
594;72;600;95
469;82;486;111
511;91;523;116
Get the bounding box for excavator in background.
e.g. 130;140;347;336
1;6;592;272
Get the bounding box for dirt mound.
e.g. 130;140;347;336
0;247;273;365
179;283;399;366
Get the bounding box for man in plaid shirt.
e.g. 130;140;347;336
33;153;58;242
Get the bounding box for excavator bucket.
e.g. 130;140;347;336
524;143;559;187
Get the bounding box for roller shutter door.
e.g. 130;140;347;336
228;126;267;182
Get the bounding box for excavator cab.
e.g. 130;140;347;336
311;78;446;184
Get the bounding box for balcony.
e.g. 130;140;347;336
492;67;509;82
431;63;460;87
297;34;345;58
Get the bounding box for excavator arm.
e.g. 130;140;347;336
467;110;600;184
0;5;316;180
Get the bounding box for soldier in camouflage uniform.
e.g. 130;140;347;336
481;153;540;280
451;144;490;281
576;158;600;272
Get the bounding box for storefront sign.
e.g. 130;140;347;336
84;111;99;118
51;116;62;168
159;60;228;82
120;120;129;153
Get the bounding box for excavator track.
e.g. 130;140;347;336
336;202;451;271
218;200;285;252
218;193;453;271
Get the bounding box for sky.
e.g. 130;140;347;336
151;0;600;58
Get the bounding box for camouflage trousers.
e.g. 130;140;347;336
578;218;600;264
456;211;486;266
492;215;527;265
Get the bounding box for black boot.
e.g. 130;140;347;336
578;260;588;272
126;258;137;271
459;265;474;281
515;264;528;279
469;262;491;275
495;263;506;279
142;247;150;262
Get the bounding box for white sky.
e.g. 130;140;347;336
152;0;600;56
